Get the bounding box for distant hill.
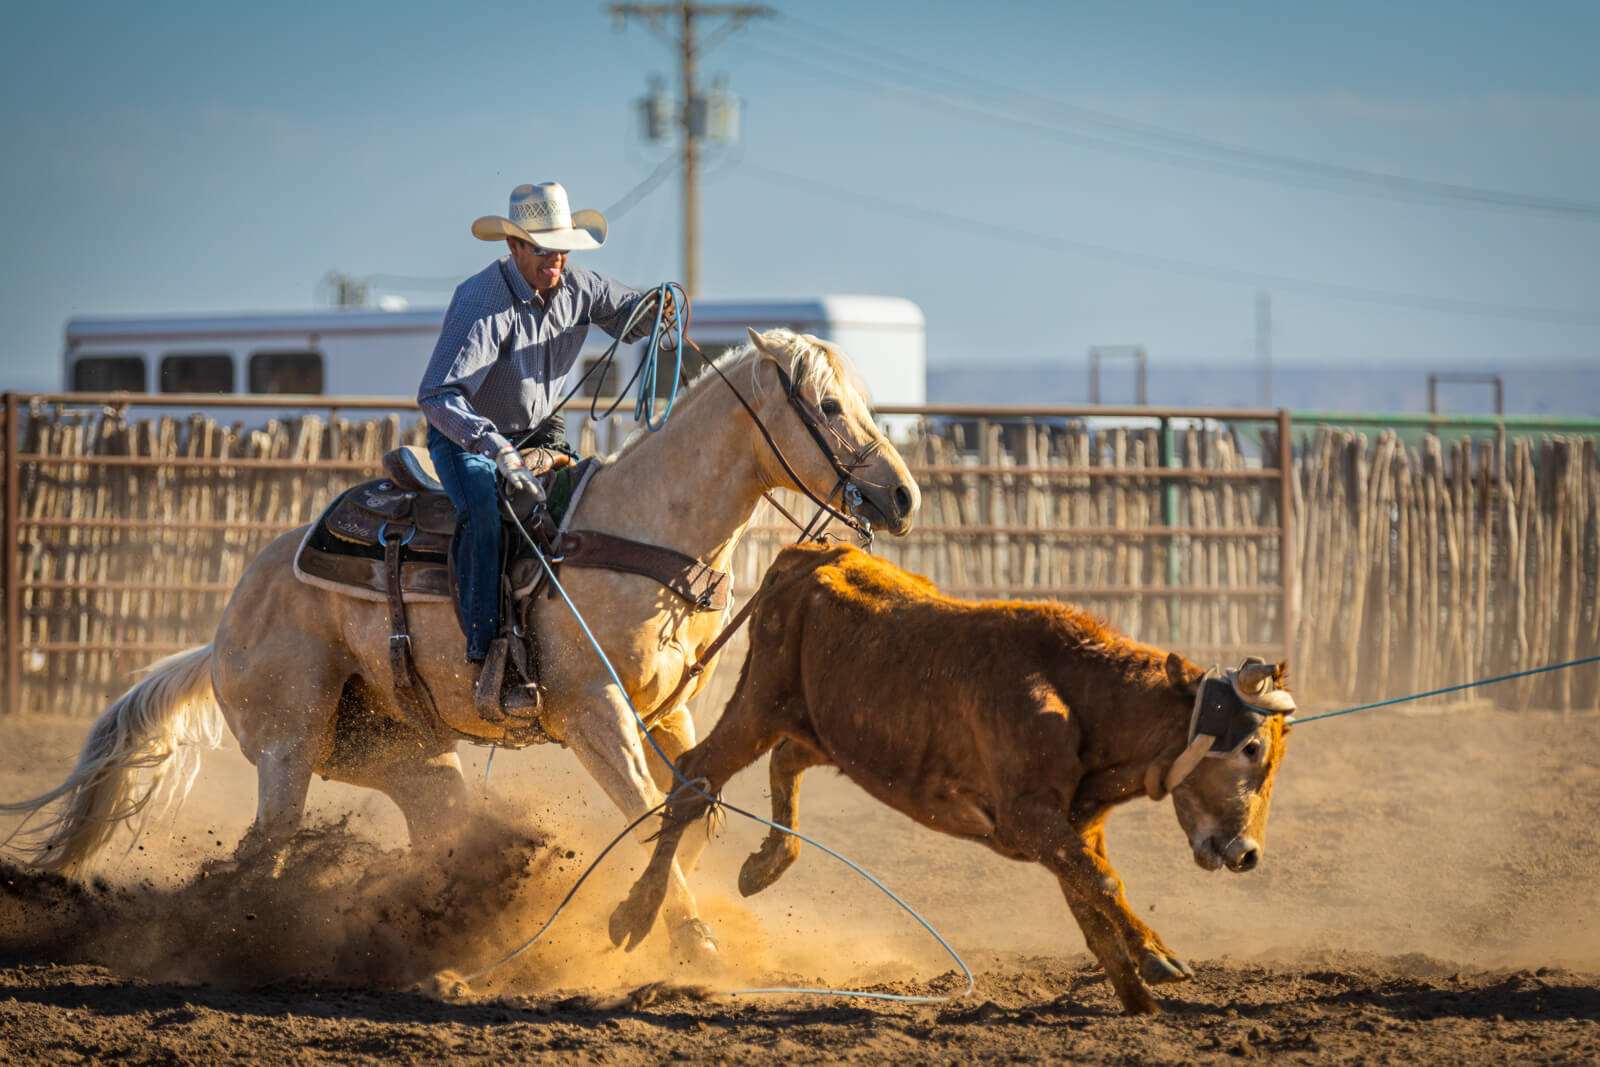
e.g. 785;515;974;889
927;361;1600;419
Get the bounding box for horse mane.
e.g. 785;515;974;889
607;329;865;461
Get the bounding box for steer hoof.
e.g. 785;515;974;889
1139;951;1195;985
738;835;801;897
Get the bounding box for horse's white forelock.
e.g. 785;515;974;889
739;328;858;404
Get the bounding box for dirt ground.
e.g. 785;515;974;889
3;688;1600;1064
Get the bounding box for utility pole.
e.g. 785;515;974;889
610;2;773;296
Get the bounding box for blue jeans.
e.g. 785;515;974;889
427;426;501;661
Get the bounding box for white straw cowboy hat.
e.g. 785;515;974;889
471;182;607;251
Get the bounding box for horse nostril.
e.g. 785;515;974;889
1236;848;1259;871
894;486;913;517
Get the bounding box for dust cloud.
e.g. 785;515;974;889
4;693;1600;999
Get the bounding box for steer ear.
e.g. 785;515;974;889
1165;651;1202;695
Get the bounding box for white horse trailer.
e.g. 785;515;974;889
61;295;926;415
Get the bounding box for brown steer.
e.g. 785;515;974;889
610;543;1294;1013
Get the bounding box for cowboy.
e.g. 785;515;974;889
418;181;674;712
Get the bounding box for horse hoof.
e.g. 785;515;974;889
609;900;652;952
669;918;719;963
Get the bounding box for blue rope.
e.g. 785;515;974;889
1293;654;1600;724
549;282;687;431
464;515;975;1004
632;283;684;431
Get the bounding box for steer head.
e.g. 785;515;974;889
1161;654;1294;873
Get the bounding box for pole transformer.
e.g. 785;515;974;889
609;2;772;296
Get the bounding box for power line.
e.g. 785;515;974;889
605;151;683;220
736;162;1600;326
764;15;1600;221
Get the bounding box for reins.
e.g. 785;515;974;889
632;345;883;731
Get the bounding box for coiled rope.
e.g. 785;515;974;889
549;282;689;431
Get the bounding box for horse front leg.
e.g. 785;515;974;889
642;706;713;877
609;693;784;952
560;684;716;961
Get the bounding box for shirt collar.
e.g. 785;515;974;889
499;256;538;305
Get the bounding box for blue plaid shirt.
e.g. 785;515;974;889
418;257;653;458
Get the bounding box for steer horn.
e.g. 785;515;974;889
1230;658;1296;714
1235;660;1276;695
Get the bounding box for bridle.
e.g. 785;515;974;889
698;344;888;546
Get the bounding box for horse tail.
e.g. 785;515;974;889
0;643;224;877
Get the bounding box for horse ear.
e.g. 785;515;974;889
746;326;781;358
1165;651;1201;695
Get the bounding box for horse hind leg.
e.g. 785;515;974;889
359;751;469;857
738;736;828;897
317;674;469;850
231;741;319;878
218;664;349;879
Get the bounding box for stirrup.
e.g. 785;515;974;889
500;679;541;719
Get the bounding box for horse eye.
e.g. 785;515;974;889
1242;740;1263;761
820;397;842;417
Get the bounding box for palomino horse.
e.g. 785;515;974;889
2;328;919;957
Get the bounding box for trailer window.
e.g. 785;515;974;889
249;351;324;394
578;356;620;399
159;353;234;394
72;355;145;392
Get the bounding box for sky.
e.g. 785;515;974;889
1;0;1596;401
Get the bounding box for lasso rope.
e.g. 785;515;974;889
1292;655;1600;724
460;507;975;1006
549;282;689;431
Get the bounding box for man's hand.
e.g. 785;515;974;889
525;447;573;476
494;444;539;498
642;289;678;329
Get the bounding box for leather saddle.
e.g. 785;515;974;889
294;446;732;612
294;446;549;603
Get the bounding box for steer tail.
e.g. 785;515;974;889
0;643;224;877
